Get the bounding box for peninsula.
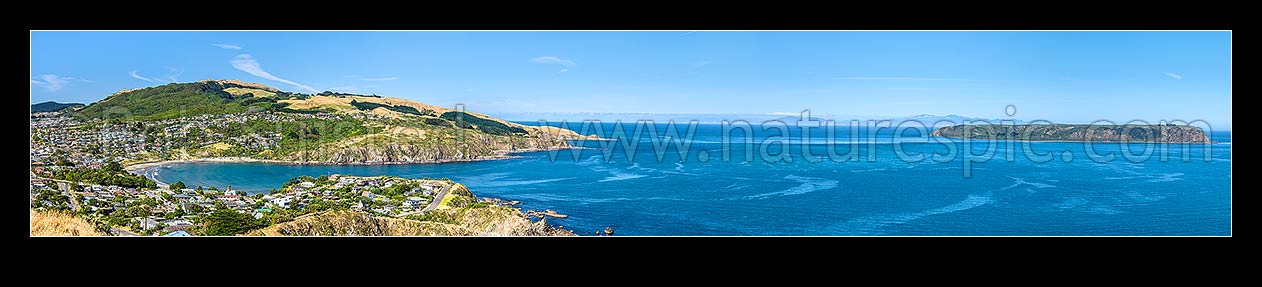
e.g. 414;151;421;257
30;174;574;236
930;123;1212;143
30;80;588;171
29;80;588;236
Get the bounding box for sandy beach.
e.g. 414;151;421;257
123;157;291;172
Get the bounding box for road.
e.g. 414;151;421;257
36;174;137;236
36;176;87;211
111;227;141;236
421;186;450;212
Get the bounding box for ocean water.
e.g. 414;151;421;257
148;123;1232;236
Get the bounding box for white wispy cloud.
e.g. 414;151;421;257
554;68;569;75
532;56;576;68
129;70;157;82
1166;73;1183;80
212;43;242;50
164;67;183;82
327;86;359;93
29;74;87;92
345;75;399;81
838;76;982;81
230;54;318;92
131;68;184;83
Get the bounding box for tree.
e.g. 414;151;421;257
199;209;265;236
169;181;187;191
103;161;123;173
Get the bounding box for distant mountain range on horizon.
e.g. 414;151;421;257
493;112;1025;126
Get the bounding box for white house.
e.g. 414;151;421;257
270;197;292;208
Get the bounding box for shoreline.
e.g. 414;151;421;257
123;146;596;172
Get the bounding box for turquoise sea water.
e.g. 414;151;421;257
147;123;1231;235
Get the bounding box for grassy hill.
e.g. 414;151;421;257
30;209;106;236
75;80;296;121
31;101;84;113
72;80;585;164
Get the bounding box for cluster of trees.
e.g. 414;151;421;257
439;111;528;136
194;209;266;236
349;100;435;116
318;91;379;98
379;182;417;197
31;189;71;211
50;161;157;188
239;95;277;106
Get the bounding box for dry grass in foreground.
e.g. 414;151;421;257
30;209;105;236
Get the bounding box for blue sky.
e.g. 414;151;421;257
30;31;1231;128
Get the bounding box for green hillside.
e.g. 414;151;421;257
31;101;84;113
74;81;299;121
59;80;583;165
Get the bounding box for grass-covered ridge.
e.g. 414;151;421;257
75;80;298;121
66;80;583;165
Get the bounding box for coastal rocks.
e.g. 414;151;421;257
931;124;1212;143
526;209;569;219
287;131;575;164
479;197;521;206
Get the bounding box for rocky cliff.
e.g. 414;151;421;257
285;128;578;164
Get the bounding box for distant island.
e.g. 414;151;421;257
931;123;1211;143
30;101;84;113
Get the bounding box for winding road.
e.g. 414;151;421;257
421;186;450;212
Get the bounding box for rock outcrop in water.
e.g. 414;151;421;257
930;124;1211;143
